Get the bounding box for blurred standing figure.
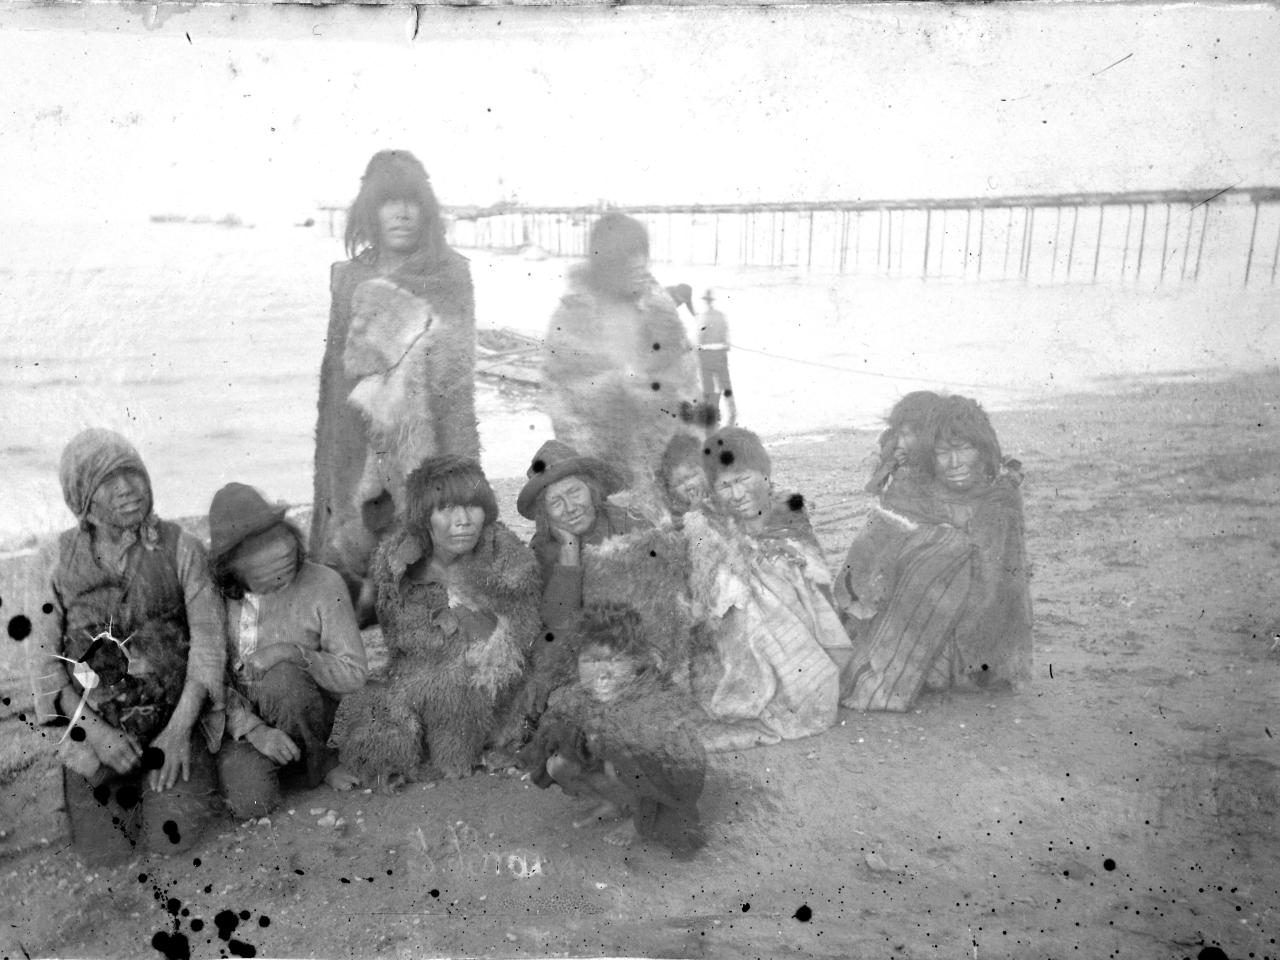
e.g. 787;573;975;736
697;289;736;427
312;150;480;622
543;212;700;519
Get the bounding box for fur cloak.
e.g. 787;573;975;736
542;267;701;519
520;672;707;858
526;519;697;713
335;521;540;781
311;249;481;595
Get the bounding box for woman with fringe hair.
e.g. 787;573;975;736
311;150;481;625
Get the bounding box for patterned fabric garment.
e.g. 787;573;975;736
838;474;1033;712
684;504;850;743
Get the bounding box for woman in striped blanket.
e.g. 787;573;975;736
837;395;1032;712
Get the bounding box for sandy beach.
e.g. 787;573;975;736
1;369;1276;959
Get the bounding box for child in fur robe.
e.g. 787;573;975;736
520;603;707;858
335;456;541;785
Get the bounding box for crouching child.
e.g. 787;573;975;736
519;603;707;858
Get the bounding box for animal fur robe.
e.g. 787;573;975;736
335;521;541;781
311;249;481;593
542;267;701;520
528;513;697;712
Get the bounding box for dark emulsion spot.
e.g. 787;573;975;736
258;916;271;928
724;388;733;397
429;888;440;898
981;663;989;672
741;903;751;912
239;910;250;921
652;342;661;351
1197;949;1230;960
650;381;661;391
786;493;805;512
190;919;204;933
531;458;546;474
151;931;191;960
214;908;241;941
793;905;813;922
117;784;141;809
42;602;54;615
141;746;166;770
1103;857;1116;871
228;939;257;958
93;784;112;806
69;726;86;742
8;615;32;641
162;820;182;844
544;632;555;643
166;897;182;915
719;451;735;467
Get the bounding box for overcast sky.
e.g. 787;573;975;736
1;3;1277;221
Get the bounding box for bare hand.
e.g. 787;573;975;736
247;725;301;766
550;525;580;565
148;725;192;793
90;724;142;775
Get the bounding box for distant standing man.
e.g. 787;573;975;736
697;289;736;428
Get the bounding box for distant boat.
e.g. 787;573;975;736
476;328;542;389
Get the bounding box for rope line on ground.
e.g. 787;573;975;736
730;344;1042;394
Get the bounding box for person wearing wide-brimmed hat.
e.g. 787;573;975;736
516;439;696;714
311;150;481;626
206;483;368;818
335;455;541;785
25;429;225;864
542;212;701;520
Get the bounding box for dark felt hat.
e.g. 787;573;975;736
208;482;289;563
516;440;624;519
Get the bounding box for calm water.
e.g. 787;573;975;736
2;217;1276;551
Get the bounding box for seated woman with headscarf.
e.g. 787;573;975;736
684;427;853;751
838;396;1033;712
336;456;541;785
25;429;225;864
206;483;368;819
656;433;712;529
515;439;695;713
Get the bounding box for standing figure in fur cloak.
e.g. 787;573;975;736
311;150;481;623
838;396;1033;712
335;456;540;785
519;603;707;858
25;430;225;864
542;212;701;521
515;439;696;715
686;427;853;752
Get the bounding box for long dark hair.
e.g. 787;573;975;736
344;150;447;262
210;520;308;601
921;395;1002;482
404;455;498;556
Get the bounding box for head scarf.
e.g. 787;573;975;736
58;429;153;528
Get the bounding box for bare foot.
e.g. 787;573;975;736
572;801;623;829
325;764;360;792
604;819;638;847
